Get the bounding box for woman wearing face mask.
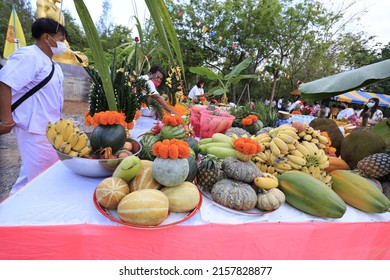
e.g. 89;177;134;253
358;98;383;125
141;65;176;116
0;18;68;194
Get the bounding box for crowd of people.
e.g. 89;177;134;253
265;96;386;127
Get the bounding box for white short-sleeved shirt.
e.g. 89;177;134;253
0;45;64;134
358;109;383;123
336;108;355;119
140;75;159;96
188;85;204;102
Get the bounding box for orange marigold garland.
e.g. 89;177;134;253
162;114;183;126
233;137;262;161
84;111;137;129
241;115;258;126
152;139;190;159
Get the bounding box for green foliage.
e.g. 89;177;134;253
230;102;278;128
189;57;257;102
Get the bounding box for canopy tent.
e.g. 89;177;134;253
330;90;390;108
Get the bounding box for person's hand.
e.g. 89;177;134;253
0;121;14;135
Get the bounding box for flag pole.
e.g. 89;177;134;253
12;5;20;50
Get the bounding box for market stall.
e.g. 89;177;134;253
331;90;390;107
1;115;390;260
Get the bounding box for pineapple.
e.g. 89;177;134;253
197;155;225;192
357;152;390;179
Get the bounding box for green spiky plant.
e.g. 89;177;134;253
230;102;279;128
74;0;180;123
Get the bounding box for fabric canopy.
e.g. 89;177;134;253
331;90;390;107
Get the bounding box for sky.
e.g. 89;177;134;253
58;0;390;45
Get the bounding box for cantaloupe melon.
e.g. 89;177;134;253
96;177;130;209
117;189;169;226
161;182;200;212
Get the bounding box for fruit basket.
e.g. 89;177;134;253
93;188;202;229
56;138;141;177
199;109;235;138
190;105;208;137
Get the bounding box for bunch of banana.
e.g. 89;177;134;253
46;118;91;158
296;125;329;150
250;124;332;186
268;125;300;156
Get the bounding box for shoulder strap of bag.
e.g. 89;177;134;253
11;63;55;112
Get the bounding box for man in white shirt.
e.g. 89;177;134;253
188;80;205;103
0;18;68;193
140;65;176;115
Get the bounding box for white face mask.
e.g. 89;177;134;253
48;35;67;56
367;102;375;108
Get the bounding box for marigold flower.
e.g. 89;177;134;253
162;115;183;126
152;139;190;159
233;137;262;155
85;111;127;127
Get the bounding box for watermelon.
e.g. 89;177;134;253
139;134;160;160
159;125;186;140
184;137;199;155
185;156;199;182
90;124;127;153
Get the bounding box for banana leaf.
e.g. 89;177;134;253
224;57;253;80
145;0;185;80
298;59;390;100
74;0;117;111
189;67;223;80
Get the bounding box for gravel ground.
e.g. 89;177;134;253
0;101;90;202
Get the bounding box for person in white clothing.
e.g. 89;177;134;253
140;65;176;115
188;80;205;103
0;18;68;194
336;103;355;120
358;98;383;125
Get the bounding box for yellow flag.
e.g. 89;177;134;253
3;5;26;59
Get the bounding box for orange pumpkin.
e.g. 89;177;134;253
325;157;350;173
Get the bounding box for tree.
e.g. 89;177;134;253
62;10;88;53
96;0;114;37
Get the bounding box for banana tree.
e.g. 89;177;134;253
189;57;257;103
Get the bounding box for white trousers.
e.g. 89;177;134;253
11;127;59;194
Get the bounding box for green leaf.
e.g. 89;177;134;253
189;66;223;80
231;74;258;84
224;57;253;80
209;88;227;96
156;0;185;80
74;0;117;111
299;59;390;100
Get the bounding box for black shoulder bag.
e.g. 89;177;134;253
11;64;55;112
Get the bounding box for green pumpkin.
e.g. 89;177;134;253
89;124;127;153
